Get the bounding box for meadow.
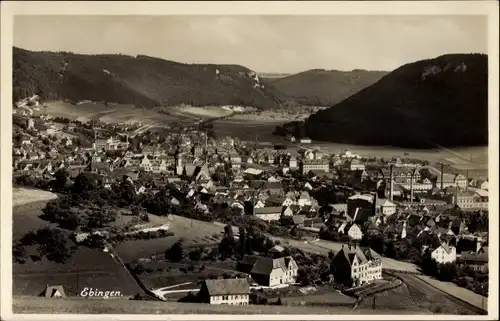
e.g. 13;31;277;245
44;101;181;125
12;296;431;314
12;190;143;298
114;215;224;262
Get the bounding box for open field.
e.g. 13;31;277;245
210;119;488;165
12;188;58;207
167;106;235;119
44;101;180;125
13;197;59;240
356;283;432;313
227;111;311;123
12;296;431;314
115;215;224;262
135;261;240;295
12;196;143;298
13;247;143;298
283;289;356;306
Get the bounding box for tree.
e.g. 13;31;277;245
13;242;27;263
83;233;107;249
165;240;184;262
188;247;203;261
30;227;75;263
72;172;99;200
59;210;82;230
86;209;117;229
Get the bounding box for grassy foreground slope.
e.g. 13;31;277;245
12;297;431;314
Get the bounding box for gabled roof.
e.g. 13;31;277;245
361;247;382;261
460;252;488;263
239;255;295;276
254;206;282;215
292;215;306;225
337;245;369;266
203;278;250;296
41;285;66;298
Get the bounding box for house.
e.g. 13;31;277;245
263;181;284;196
384;224;407;240
229;151;242;169
374;198;397;217
281;206;296;217
332;245;382;287
282;197;296;207
380;167;421;182
40;285;66;298
297;191;313;207
469;179;488;191
347;223;363;240
198;278;250;305
268;245;285;258
349;159;365;171
450;218;468;236
430;244;456;264
236;255;298;287
347;194;374;218
458;252;488;272
456;235;482;253
291;215;306;226
300;138;312;144
254;207;282;222
301;159;329;174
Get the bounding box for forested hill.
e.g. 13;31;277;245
12;47;284;109
277;54;488;148
264;69;388;106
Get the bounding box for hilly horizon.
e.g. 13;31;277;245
275;53;488;148
12;47;285;109
264;69;389;106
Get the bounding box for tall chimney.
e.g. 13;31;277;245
465;170;469;192
389;165;394;201
410;171;414;203
440;163;444;190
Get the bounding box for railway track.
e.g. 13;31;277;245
398;274;486;315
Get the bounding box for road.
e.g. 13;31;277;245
267;235;420;273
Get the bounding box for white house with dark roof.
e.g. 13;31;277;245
236;255;298;287
347;223;363;240
254;206;282;221
198;278;250;305
431;243;457;264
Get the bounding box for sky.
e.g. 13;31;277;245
14;15;487;73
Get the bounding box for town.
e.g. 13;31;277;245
12;96;489;313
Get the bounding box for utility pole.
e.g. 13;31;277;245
465;170;469;191
389;164;394;201
439;162;445;190
410;171;414;203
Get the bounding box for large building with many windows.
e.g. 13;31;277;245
301;159;330;174
332;245;382;287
